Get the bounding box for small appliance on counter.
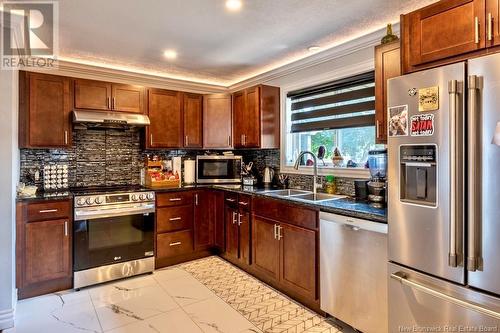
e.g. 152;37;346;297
263;166;275;185
354;179;369;201
367;149;387;208
196;155;242;184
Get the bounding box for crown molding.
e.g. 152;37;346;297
228;23;400;92
24;59;228;94
21;23;398;94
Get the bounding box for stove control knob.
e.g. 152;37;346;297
131;194;139;201
139;193;146;201
76;198;86;206
95;196;104;204
147;193;154;200
85;197;93;205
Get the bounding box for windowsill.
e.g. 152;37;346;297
280;165;371;179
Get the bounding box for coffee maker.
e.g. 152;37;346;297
367;149;387;208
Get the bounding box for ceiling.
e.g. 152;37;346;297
57;0;437;87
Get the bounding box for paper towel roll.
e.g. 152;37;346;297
184;159;196;184
173;156;182;178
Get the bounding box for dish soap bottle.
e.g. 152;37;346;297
325;175;336;194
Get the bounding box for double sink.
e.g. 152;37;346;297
260;189;346;203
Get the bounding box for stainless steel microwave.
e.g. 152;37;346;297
196;155;242;184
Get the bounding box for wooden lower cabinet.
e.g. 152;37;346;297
238;210;251;265
193;190;214;250
279;223;317;300
213;191;226;251
157;230;193;258
252;216;280;281
16;200;72;299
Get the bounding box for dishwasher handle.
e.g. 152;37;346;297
319;212;387;234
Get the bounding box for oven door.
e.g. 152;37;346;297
196;156;242;183
73;212;154;271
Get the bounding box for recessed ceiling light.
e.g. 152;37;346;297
308;46;321;52
226;0;242;11
163;49;177;60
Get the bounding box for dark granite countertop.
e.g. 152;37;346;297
17;184;387;223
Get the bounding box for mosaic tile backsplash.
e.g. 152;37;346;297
20;129;365;196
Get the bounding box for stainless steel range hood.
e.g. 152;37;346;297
73;110;150;129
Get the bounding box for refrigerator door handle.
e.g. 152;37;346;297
467;75;481;272
448;80;463;267
390;272;500;320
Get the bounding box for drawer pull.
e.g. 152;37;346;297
169;217;182;221
238;201;248;206
169;198;182;202
64;221;68;237
39;209;58;213
226;198;236;203
169;242;182;246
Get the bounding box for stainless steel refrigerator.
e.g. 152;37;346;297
387;53;500;330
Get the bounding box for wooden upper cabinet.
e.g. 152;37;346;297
112;84;144;113
147;88;183;148
375;41;401;144
74;79;144;113
74;79;111;110
232;85;280;149
24;219;71;286
403;0;486;72
183;93;203;148
486;0;500;47
203;94;232;148
19;71;71;148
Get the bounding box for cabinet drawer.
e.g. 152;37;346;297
157;205;193;233
252;197;317;230
26;200;71;222
157;192;193;207
157;230;193;258
238;194;251;211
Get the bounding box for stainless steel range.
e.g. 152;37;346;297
73;187;155;289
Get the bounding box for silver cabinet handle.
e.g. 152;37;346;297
448;79;464;267
238;201;248;206
39;209;58;213
488;12;493;41
169;198;182;202
169;217;181;221
467;75;481;272
185;135;189;146
277;225;283;240
169;242;182;246
375;120;380;139
243;134;246;146
391;272;500;319
107;97;111;109
232;211;237;224
273;223;278;240
64;131;68;145
226;198;236;203
228;135;231;147
237;213;242;226
64;221;68;237
112;97;116;110
474;16;480;44
195;194;198;206
150;133;153;146
344;224;360;231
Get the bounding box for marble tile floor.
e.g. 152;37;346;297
4;256;342;333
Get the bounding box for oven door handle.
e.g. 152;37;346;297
74;205;155;221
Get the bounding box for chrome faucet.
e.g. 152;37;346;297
293;151;321;197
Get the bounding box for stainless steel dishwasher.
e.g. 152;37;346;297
319;212;388;333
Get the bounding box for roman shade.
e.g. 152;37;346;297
288;71;375;133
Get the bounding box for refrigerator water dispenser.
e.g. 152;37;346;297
399;145;437;206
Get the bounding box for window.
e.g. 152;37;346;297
283;71;383;171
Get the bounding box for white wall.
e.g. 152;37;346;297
0;69;18;330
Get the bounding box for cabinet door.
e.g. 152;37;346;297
147;89;183;148
232;90;246;148
407;0;485;66
183;93;203;148
280;223;317;300
24;219;71;285
74;79;111;110
243;86;261;148
375;41;401;144
194;191;214;250
20;72;71;148
487;0;500;46
203;94;232;148
238;210;251;265
225;206;239;260
252;216;280;281
112;84;144;113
